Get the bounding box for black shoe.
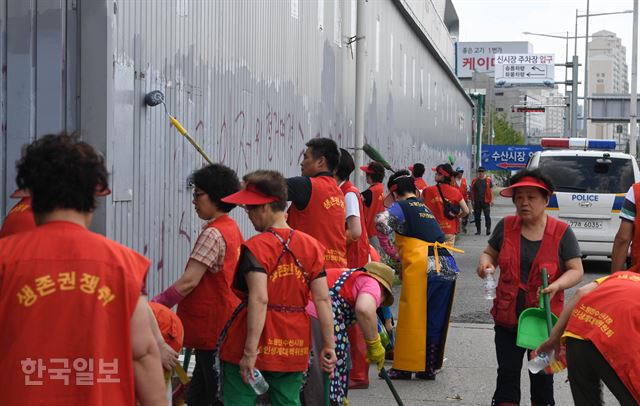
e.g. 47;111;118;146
414;371;436;380
475;231;481;235
384;368;412;380
486;230;491;236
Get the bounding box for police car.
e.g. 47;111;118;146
527;138;640;258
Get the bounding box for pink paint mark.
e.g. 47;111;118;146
178;211;191;244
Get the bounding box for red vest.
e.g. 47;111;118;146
472;177;493;203
414;177;428;198
177;215;243;349
340;181;370;268
630;183;640;267
363;182;385;238
492;215;568;328
325;268;366;307
220;228;324;372
565;271;640;402
0;197;37;238
0;221;149;405
287;176;347;268
457;178;468;201
422;183;463;234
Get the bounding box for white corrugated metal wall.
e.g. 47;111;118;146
1;0;472;296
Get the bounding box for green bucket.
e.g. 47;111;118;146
516;269;558;350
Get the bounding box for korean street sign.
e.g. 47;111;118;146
514;107;545;113
481;145;543;171
494;54;555;88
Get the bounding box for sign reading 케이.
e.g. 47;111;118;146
494;53;555;88
455;42;532;78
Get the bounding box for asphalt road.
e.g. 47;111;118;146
451;200;612;325
349;199;616;405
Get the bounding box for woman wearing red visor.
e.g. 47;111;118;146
217;170;336;405
476;169;583;406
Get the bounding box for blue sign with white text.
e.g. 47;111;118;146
481;145;542;171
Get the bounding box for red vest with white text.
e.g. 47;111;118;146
565;271;640;402
287;176;347;268
220;228;324;372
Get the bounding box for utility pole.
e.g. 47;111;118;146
470;94;485;169
354;0;367;189
565;31;570;137
630;0;638;157
584;0;590;137
572;55;579;138
524;94;528;144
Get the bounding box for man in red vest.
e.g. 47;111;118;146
0;133;165;405
537;271;640;404
0;189;37;238
361;161;386;252
219;170;336;404
471;166;493;236
335;148;371;389
611;182;640;272
335;148;369;268
152;164;243;406
287;138;347;268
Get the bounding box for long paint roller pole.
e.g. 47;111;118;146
144;90;213;164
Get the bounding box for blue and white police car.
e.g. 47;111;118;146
527;138;640;258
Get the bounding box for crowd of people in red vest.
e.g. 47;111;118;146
1;132;639;406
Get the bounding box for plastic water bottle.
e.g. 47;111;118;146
249;369;269;395
483;270;497;300
527;351;551;374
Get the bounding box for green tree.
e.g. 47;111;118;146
483;109;524;145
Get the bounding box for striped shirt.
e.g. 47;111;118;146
620;185;636;223
189;225;226;273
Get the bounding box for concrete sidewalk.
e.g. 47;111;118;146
348;322;615;406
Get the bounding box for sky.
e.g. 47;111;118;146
454;0;637;96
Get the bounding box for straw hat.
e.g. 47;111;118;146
363;262;395;307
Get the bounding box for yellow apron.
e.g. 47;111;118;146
393;234;430;371
392;235;463;371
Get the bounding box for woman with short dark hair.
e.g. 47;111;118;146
0;133;165;405
153;163;244;406
476;169;584;406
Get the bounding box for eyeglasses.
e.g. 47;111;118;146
193;190;206;199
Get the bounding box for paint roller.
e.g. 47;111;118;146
144;90;213;164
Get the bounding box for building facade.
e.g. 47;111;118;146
587;29;629;142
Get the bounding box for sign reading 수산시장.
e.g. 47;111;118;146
494;54;555;88
481;145;543;171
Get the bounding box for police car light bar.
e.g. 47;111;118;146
540;138;616;150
